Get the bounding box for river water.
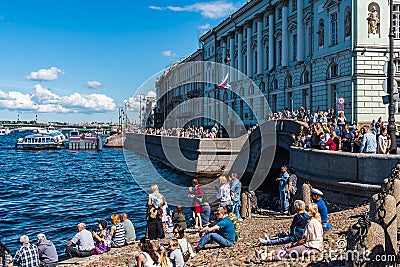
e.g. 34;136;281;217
0;134;192;257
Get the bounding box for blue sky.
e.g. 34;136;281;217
0;0;246;124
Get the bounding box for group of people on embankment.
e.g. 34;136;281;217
1;168;331;266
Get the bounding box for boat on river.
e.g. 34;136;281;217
15;130;66;150
0;128;11;136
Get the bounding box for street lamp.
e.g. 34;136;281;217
138;94;146;130
388;0;397;154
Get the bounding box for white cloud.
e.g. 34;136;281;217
86;80;102;89
149;5;164;10
163;1;240;19
25;67;64;81
0;84;116;114
162;50;177;57
126;91;157;111
198;23;211;30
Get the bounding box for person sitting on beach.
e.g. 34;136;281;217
14;235;40;267
0;241;13;267
92;219;111;255
37;233;58;266
120;213;136;245
170;206;187;230
173;225;195;260
256;203;323;262
249;191;260;214
65;223;95;258
167;239;184;267
258;200;308;246
136;237;159;267
226;205;242;241
110;214;126;247
200;196;211;226
311;188;330;231
195;207;235;251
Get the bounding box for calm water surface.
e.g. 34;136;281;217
0;135;192;256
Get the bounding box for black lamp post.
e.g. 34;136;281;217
220;56;231;138
388;0;397;154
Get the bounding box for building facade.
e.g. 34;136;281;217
199;0;400;128
155;49;204;128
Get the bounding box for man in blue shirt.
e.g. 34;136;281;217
311;188;329;228
230;173;242;220
196;207;235;251
276;165;290;214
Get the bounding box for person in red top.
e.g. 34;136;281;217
189;179;204;229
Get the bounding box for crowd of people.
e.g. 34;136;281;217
275;107;393;154
0;168;334;266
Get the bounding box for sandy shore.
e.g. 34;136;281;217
58;205;369;267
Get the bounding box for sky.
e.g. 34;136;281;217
0;0;247;124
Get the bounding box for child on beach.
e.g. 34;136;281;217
168;239;185;267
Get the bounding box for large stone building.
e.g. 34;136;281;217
199;0;400;128
155;0;400;131
155;49;204;128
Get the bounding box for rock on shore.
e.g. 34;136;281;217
58;205;368;267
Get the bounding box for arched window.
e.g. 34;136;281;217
239;87;244;96
285;75;293;88
328;63;339;78
249;84;254;95
260;81;266;92
271;78;278;90
301;70;310;84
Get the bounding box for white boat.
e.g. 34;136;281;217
15;130;66;150
0;128;11;136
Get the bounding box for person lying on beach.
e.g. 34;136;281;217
255;203;323;262
258;200;308;246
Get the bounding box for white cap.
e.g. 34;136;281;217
311;188;323;196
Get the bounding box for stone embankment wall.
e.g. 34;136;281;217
290;146;400;207
124;133;248;177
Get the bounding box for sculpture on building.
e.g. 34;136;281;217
345;10;351;38
367;3;380;37
318;19;324;47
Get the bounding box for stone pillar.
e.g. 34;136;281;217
257;15;263;75
370;193;398;256
382;178;400;229
268;11;274;71
302;183;311;207
229;33;235;81
296;0;304;62
282;3;289;67
237;28;243;77
246;22;252;77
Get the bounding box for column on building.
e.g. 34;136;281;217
257;14;263;75
229;32;235;82
237;27;243;79
268;8;275;71
282;1;289;67
246;21;252;76
297;0;304;62
222;37;227;81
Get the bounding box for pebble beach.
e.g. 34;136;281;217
58;205;369;267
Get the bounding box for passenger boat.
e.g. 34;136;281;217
0;128;11;136
15;130;66;150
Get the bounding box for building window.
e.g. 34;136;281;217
344;7;351;38
288;92;293;112
254;50;258;74
301;70;310;84
292;0;297;12
260;81;266;92
318;19;324;47
393;5;400;38
330;63;339;78
272;94;277;112
302;89;308;109
330;12;338;45
265;44;269;70
240;100;244;120
249;98;254;120
277;40;282;66
330;84;337;109
272;78;278;90
286;75;293;88
292;34;297;61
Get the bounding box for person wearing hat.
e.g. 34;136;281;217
311;188;329;228
37;234;58;267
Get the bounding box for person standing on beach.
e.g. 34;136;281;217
276;165;289;214
189;179;204;229
14;235;40;267
229;173;242;220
